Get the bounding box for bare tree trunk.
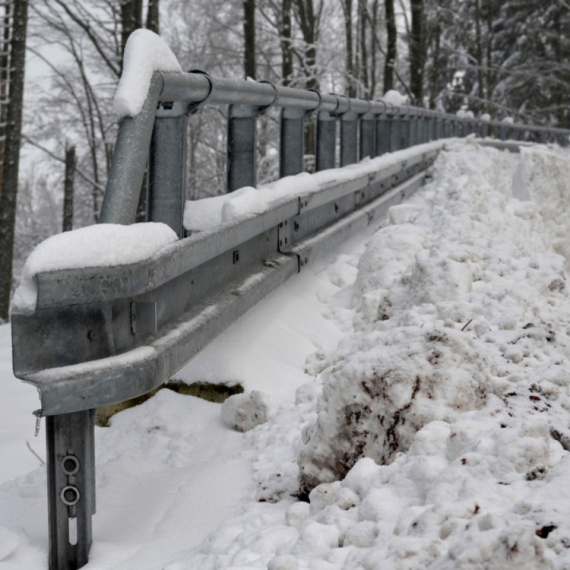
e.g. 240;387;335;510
0;0;28;321
146;0;159;33
358;0;369;97
63;143;76;232
428;1;441;109
120;0;143;72
293;0;320;90
384;0;396;92
475;0;484;110
243;0;256;79
486;0;495;115
0;1;13;187
409;0;425;105
340;0;356;97
281;0;293;86
368;0;379;98
293;0;321;155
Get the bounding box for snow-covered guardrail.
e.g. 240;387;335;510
10;30;570;570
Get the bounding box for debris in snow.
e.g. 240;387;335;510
113;29;182;118
11;222;177;313
221;390;270;432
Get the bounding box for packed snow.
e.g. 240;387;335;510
11;222;177;313
184;141;443;233
382;90;407;107
3;140;570;569
113;29;182;118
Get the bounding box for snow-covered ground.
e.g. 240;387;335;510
3;139;570;569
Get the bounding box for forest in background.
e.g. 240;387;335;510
0;0;569;321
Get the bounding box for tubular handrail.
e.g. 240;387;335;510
101;70;570;233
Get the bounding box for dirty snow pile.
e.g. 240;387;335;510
170;140;570;570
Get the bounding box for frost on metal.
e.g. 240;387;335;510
113;29;182;118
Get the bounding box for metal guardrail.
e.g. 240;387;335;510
11;70;570;570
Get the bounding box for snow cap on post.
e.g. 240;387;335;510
113;29;182;119
382;89;406;108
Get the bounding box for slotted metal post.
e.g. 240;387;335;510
46;410;96;570
359;112;376;160
227;104;259;191
280;107;306;177
316;110;336;171
147;101;188;237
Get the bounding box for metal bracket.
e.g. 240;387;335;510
185;70;214;115
257;80;278;116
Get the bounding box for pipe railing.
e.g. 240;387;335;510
102;70;570;238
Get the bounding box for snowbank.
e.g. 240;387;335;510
12;223;177;313
113;29;182;118
174;140;570;569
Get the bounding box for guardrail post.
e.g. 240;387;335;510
279;107;306;178
47;410;96;570
100;73;162;225
427;114;435;142
227;104;258;191
147;101;188;238
400;114;411;148
390;114;402;151
280;107;306;177
499;124;506;140
340;107;358;166
436;117;443;139
375;113;391;155
316;110;337;171
359;111;376;159
482;121;489;138
409;113;418;147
